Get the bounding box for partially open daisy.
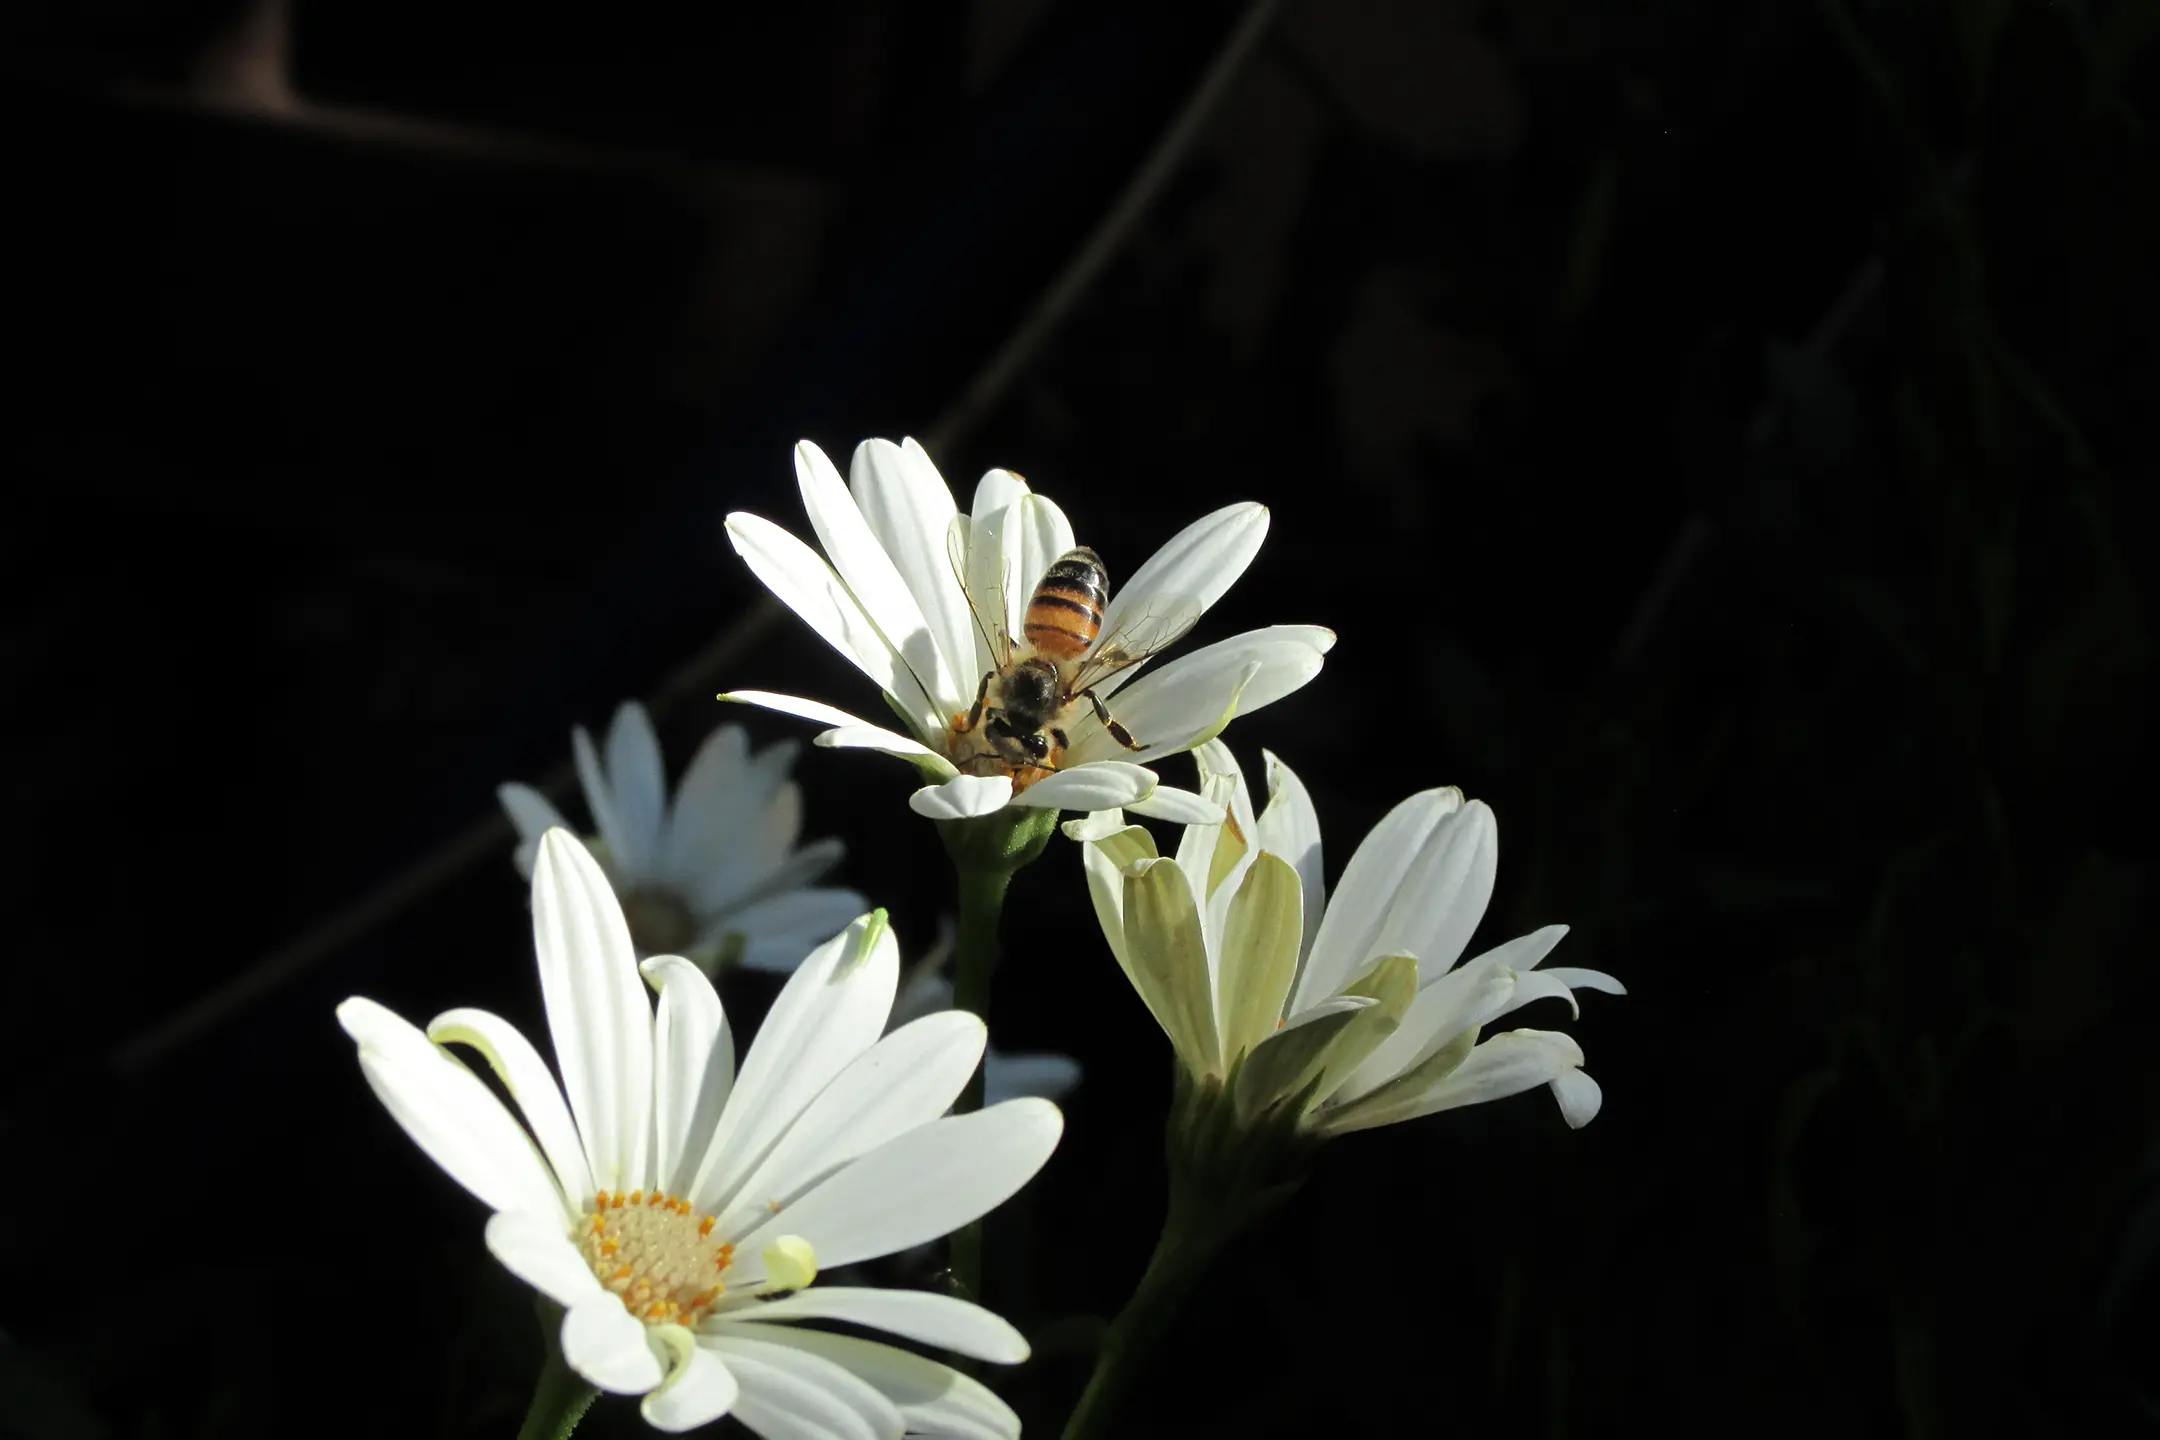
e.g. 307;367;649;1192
339;829;1060;1435
498;701;863;974
722;437;1334;823
1069;742;1624;1136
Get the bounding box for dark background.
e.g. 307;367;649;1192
4;1;2155;1436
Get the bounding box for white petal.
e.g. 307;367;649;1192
603;702;668;876
1296;786;1462;1010
700;1329;901;1440
641;1343;740;1433
572;725;636;882
795;440;961;718
995;492;1078;641
719;1325;1020;1440
712;1013;986;1238
1329;961;1518;1104
1367;799;1498;980
962;472;1029;664
640;956;735;1195
562;1292;665;1394
1318;1029;1586;1136
1125;784;1225;824
743;1287;1028;1364
533;830;655;1194
1006;761;1156;812
1097;502;1268;661
690;914;898;1214
731;1099;1062;1270
660;724;755;887
719;689;883;733
428;1006;595;1206
983;1048;1082;1104
485;1211;603;1309
497;782;573;878
1071;626;1333;765
1254;750;1326;964
726;889;869;975
338;997;566;1219
725;513;939;735
1551;1067;1604;1128
908;774;1013;819
702;835;846;920
813;724;948;764
853;438;979;694
1542;965;1627;995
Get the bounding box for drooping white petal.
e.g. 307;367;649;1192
497;782;574;877
721;1326;1020;1440
741;1287;1029;1364
690;914;897;1214
1489;968;1583;1022
428;1006;596;1206
729;1099;1061;1268
908;774;1013;819
852;438;978;695
710;1013;985;1237
700;1329;902;1440
603;702;668;876
1125;784;1225;824
1329;961;1519;1104
640;1343;740;1433
1550;1067;1604;1127
639;956;735;1195
718;689;882;733
1006;761;1157;812
485;1210;604;1309
813;723;950;764
1097;502;1269;657
1296;786;1463;1010
339;997;567;1219
1366;799;1498;980
1255;750;1326;963
1542;966;1627;995
724;514;940;735
561;1292;665;1394
532;830;654;1194
1317;1029;1587;1136
794;440;963;718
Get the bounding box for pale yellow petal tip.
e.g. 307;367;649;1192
762;1235;818;1294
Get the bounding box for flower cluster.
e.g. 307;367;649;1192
339;435;1624;1440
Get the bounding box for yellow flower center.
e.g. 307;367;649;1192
579;1189;735;1328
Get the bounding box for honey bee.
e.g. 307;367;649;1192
947;541;1199;787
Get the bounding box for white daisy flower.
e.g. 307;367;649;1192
721;437;1334;823
498;701;864;975
338;829;1061;1436
1069;742;1624;1136
890;920;1082;1106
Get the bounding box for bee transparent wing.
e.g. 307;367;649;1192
1067;598;1205;695
947;517;1013;672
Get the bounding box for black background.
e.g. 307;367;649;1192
4;2;2156;1437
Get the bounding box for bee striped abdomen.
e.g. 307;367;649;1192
1022;546;1108;660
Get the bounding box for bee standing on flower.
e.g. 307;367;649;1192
949;540;1198;791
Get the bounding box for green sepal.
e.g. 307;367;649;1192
934;804;1060;877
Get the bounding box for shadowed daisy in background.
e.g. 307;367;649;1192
499;701;864;974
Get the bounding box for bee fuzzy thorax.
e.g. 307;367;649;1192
1022;547;1107;660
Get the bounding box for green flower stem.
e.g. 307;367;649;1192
517;1302;598;1440
935;805;1059;1300
1059;1200;1235;1440
1062;1069;1313;1440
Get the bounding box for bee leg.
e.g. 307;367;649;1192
957;671;994;733
1080;689;1142;751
